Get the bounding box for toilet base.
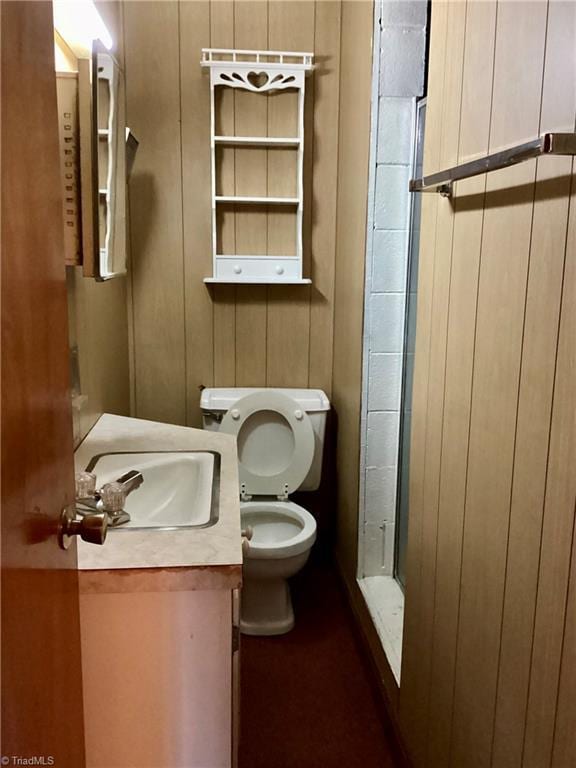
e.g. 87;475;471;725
240;577;295;636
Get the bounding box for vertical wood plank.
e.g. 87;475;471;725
524;167;576;767
233;0;268;386
552;498;576;767
266;0;314;388
330;0;373;576
400;5;466;764
180;0;214;425
426;3;498;765
307;0;341;397
210;0;237;387
124;0;186;424
450;4;548;764
399;1;450;760
548;175;576;768
426;0;496;758
492;2;576;763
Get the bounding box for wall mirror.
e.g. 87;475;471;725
80;42;129;280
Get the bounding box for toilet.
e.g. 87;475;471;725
201;388;330;635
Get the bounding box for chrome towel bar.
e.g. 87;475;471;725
409;132;576;197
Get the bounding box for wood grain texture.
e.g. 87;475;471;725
1;2;85;762
523;162;576;768
492;3;576;764
266;1;313;388
61;2;131;446
232;1;269;387
211;0;237;388
425;5;498;765
57;2;130;446
331;0;373;576
308;0;341;394
398;1;449;758
450;6;547;764
124;1;186;424
548;168;576;768
124;0;349;425
404;5;466;762
180;0;214;425
401;2;576;767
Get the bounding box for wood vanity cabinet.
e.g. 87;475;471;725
79;573;241;768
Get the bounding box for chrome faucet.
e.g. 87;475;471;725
75;469;144;527
113;470;145;498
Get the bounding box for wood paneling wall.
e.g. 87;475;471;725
399;2;576;766
65;0;131;444
124;0;355;428
331;0;374;576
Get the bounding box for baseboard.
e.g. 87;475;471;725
335;555;413;768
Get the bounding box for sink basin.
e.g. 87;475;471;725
85;451;219;530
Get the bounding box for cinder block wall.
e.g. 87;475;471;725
360;0;427;577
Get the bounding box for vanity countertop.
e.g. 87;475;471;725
75;413;242;593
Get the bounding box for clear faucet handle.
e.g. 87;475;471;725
99;482;127;513
76;471;97;499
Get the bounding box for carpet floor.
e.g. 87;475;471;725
239;560;403;768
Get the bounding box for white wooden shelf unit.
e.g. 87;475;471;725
201;48;314;285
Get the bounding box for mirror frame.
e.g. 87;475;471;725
79;41;127;280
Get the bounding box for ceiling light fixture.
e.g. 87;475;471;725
53;0;113;58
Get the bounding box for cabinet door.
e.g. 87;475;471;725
80;588;233;767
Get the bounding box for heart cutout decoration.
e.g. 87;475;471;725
247;71;270;89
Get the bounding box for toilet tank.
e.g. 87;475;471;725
200;388;330;492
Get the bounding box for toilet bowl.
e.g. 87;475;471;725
201;387;329;635
240;499;317;635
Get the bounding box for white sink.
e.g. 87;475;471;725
86;452;217;530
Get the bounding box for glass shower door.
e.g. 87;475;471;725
395;98;426;590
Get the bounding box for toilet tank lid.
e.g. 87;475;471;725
201;388;330;413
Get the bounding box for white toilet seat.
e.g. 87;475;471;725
219;390;315;499
241;500;317;559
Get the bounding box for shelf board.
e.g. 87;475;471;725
205;277;312;285
214;136;300;147
202;48;314;71
215;195;299;205
98;189;108;195
216;254;299;260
